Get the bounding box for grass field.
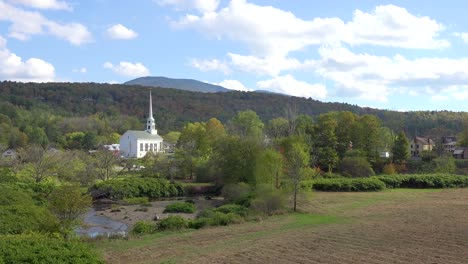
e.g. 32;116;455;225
96;189;468;264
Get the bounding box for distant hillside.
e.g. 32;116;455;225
0;81;466;137
124;76;229;93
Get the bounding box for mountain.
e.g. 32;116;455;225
124;76;230;93
0;81;466;138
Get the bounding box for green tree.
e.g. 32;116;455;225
314;114;338;173
228;110;264;140
281;137;309;211
93;150;118;181
338;156;375;178
163;131;182;144
48;185;92;236
267;117;289;139
392;131;409;164
254;148;283;189
17;145;59;183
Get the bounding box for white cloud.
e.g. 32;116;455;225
216;79;251;91
454;32;468;43
73;67;87;73
190;58;230;74
8;0;71;10
0;35;55;81
309;46;468;101
106;24;138;40
157;0;219;13
344;5;448;49
227;53;302;76
103;61;150;77
173;1;449;77
0;1;92;45
256;74;327;99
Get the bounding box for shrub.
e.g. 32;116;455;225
376;174;468;189
157;216;188;231
131;221;156;235
338;157;375;178
123;197;150;206
250;186;285;215
213;204;248;217
382;163;397;175
188;218;209;229
163;202;196;213
0;233;103;263
311;178;386;192
221;183;252;206
91;178;184;200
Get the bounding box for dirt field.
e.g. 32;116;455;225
97;189;468;264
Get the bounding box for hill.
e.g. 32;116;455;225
0;81;466;141
124;76;229;93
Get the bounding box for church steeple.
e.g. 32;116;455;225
146;90;157;135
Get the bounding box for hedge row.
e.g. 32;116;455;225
91;178;184;200
375;174;468;189
301;174;468;192
310;178;386;192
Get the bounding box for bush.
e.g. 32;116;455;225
163;202;196;213
382;163;397;175
311;178;386;192
376;174;468;189
213;204;248;217
250;186;285;215
157;216;188;231
221;183;252;206
123;197;150;206
0;233;103;263
131;221;156;235
91;178;184;200
338;157;375;178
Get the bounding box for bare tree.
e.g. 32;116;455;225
17;145;59;183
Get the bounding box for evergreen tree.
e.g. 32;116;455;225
392;131;409;163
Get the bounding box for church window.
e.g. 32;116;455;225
150;144;153;151
145;143;148;151
140;143;143;151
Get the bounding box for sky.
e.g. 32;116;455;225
1;0;468;111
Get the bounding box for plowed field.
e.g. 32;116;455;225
98;189;468;263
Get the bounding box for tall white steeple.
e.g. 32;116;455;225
146;90;158;135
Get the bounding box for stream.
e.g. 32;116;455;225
76;208;128;238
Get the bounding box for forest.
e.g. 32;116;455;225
0;81;467;150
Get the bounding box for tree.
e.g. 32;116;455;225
228;110;264;140
17;145;59;183
314;114;338;173
163;131;182;144
352;115;381;162
338;156;375;178
48;185;92;236
281;137;309;212
267;117;289;139
176;122;210;180
392;131;409;164
254;148;283;189
205;118;226;141
93;150;118;181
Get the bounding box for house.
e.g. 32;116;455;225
410;137;435;157
163;142;176;153
119;91;164;158
2;149;16;159
442;136;457;153
453;148;468;159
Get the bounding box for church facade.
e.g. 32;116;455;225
119;91;164;158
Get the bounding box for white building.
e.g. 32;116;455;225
119;91;163;158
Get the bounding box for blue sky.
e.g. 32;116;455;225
1;0;468;111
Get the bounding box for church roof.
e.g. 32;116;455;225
125;130;163;140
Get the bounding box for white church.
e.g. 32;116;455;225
119;91;164;158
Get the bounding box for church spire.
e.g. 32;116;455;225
146;90;157;135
